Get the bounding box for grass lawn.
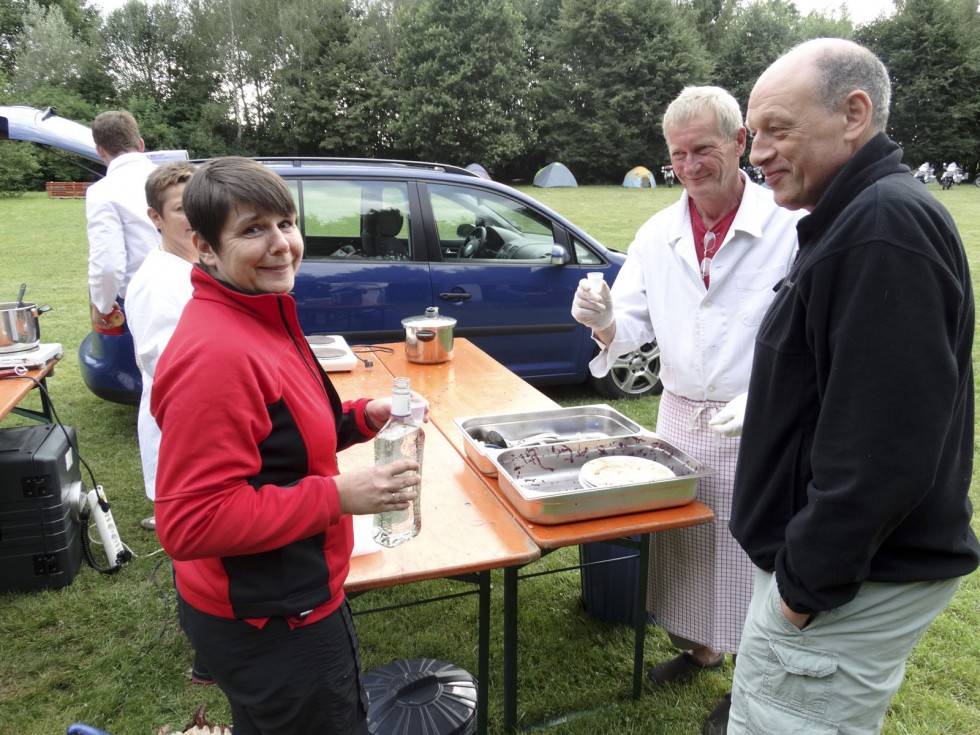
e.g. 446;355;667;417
1;183;978;734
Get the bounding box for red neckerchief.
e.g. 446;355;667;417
689;198;740;288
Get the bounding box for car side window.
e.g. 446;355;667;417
429;183;556;262
573;235;604;265
300;180;412;260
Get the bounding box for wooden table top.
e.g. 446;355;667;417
0;359;58;422
331;356;540;593
369;340;715;550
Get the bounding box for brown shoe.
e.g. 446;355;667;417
140;516;156;531
702;692;731;734
647;651;725;686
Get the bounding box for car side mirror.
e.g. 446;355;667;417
550;244;570;265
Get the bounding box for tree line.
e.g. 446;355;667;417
1;0;978;192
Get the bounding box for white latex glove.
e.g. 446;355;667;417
709;392;748;437
571;278;614;331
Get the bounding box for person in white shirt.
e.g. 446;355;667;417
571;86;802;734
125;162;197;531
126;161;214;687
85;110;159;330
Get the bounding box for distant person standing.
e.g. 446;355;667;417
85;110;158;330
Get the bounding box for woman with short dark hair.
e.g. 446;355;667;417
152;157;420;734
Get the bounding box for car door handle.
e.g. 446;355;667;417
439;292;471;301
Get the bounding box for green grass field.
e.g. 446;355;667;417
1;184;978;734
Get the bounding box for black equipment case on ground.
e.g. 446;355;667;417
0;423;82;592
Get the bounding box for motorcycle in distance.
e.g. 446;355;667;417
913;162;935;184
661;165;675;188
940;162;966;190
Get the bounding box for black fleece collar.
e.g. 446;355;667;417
797;133;909;247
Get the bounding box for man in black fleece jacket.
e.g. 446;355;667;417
728;38;979;734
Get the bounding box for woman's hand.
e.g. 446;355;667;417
365;397;390;431
334;459;420;515
365;391;429;430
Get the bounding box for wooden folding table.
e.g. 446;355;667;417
366;340;715;732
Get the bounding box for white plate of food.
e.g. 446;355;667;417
578;455;675;488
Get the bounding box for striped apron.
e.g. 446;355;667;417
645;389;753;653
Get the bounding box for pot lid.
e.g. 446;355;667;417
402;306;456;329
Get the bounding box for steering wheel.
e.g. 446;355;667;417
460;226;488;258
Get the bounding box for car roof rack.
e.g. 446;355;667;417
196;156;480;178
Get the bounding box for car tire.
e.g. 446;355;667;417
589;341;663;399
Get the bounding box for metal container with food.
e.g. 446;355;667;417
489;435;714;525
0;301;40;353
402;307;456;364
453;404;646;477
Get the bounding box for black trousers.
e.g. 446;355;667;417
178;597;369;735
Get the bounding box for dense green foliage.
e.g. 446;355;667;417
1;0;979;186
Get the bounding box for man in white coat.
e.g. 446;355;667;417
571;86;802;734
85;110;158;330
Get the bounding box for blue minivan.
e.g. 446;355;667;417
2;106;661;403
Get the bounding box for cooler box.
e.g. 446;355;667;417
579;537;640;624
0;423;82;592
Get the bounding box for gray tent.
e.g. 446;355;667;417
533;162;578;188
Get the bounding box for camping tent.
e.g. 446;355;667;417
533;162;578;188
623;166;656;188
465;163;491;180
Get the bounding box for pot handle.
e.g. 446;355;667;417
416;329;436;342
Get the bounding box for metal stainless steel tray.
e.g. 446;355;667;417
489;435;714;525
453;405;646;477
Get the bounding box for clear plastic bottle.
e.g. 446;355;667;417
372;377;424;547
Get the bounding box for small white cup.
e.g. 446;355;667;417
586;272;604;293
411;397;428;424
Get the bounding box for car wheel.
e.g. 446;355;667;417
589;341;663;399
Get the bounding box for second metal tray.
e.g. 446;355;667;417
453;404;645;476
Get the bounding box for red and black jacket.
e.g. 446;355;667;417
153;266;375;625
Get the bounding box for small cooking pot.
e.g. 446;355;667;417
0;301;40;354
402;307;456;364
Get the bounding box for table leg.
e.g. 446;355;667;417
633;533;651;699
477;570;490;735
503;565;519;733
38;376;54;422
10;377;54;424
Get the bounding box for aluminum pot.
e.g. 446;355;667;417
402;307;456;364
0;301;40;354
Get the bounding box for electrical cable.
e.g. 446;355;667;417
109;555;176;725
352;344;394;368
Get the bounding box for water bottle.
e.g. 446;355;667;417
372;377;424;547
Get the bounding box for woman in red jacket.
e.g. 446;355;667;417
152;157;420;735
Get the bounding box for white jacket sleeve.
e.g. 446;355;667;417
86;190;128;314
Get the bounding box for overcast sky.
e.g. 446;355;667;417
90;0;897;25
